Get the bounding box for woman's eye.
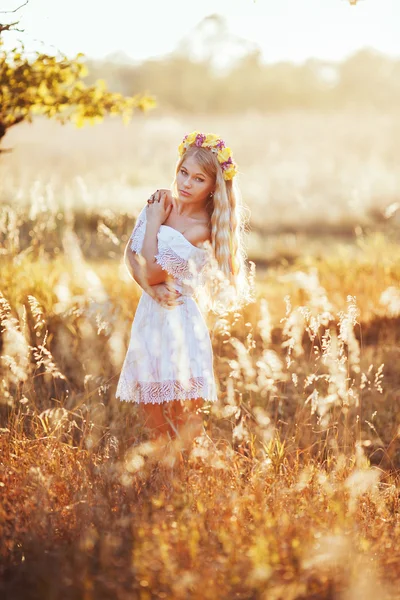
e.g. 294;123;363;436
180;169;204;182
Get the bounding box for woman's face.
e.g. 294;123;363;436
176;154;215;207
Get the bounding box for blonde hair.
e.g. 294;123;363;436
170;145;255;314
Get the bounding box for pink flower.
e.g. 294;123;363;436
195;133;206;147
221;157;233;170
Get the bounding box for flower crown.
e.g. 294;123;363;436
177;131;238;181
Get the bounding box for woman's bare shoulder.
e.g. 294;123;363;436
184;223;211;248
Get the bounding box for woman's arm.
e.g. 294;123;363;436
124;243;183;308
124;220;170;287
139;220;170;286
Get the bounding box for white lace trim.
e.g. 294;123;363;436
154;245;193;280
116;376;218;404
155;243;208;286
130;218;145;253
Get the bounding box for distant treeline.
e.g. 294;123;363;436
84;48;400;113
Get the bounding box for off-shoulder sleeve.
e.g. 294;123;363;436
129;204;147;254
154;230;209;285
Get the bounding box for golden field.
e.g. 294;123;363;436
0;110;400;599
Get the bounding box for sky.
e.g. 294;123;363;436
2;0;399;65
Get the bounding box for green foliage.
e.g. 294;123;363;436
0;39;156;150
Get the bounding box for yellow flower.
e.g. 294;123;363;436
204;133;220;146
217;147;232;163
178;141;185;155
223;165;237;180
185;131;199;144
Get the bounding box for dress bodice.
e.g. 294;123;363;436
129;204;211;296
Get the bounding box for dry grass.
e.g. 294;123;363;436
1;111;400;599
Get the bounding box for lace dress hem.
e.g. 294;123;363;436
117;376;218;404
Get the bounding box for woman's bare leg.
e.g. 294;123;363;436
171;398;204;446
139;401;175;441
139;399;205;470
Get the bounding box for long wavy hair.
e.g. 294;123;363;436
170;144;255;314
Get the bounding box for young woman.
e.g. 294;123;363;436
116;130;253;449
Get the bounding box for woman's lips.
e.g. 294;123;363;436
180;190;191;196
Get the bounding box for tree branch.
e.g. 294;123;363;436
0;20;23;33
0;1;29;14
0;1;29;34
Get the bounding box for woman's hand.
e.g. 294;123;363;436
149;188;174;208
150;282;184;310
146;189;174;227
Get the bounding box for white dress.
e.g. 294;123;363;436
116;204;218;405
